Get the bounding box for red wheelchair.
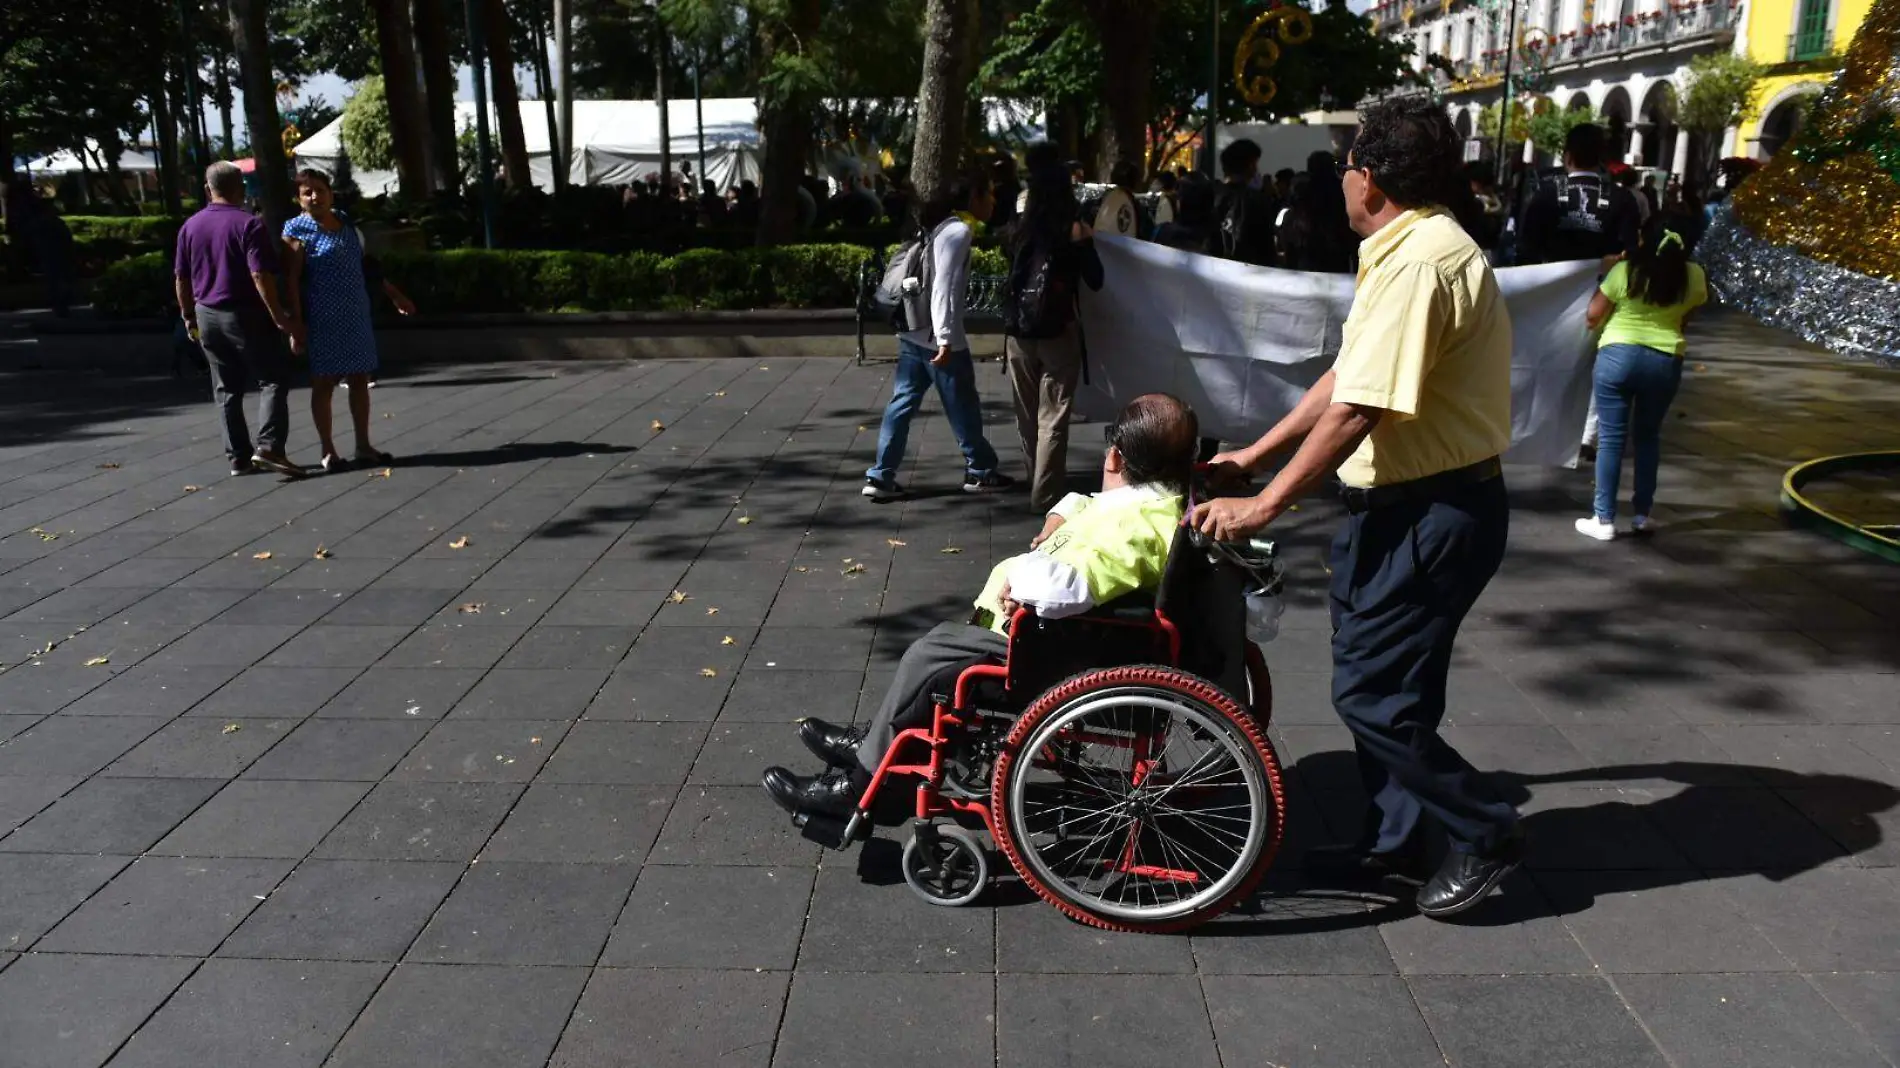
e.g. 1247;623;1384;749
800;525;1287;933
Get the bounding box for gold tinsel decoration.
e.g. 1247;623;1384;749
1732;0;1900;281
1233;5;1316;108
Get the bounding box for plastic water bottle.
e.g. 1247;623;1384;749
1244;587;1284;644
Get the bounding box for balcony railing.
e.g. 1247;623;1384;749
1530;0;1736;66
1787;26;1832;60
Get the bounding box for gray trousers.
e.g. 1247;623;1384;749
197;302;291;460
859;622;1008;776
1006;329;1083;513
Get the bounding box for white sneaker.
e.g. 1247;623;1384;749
1575;516;1617;541
1630;515;1652;534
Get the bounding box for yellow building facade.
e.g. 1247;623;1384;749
1736;0;1874;156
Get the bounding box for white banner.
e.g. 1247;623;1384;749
1074;236;1602;467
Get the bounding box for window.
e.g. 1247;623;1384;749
1790;0;1832;59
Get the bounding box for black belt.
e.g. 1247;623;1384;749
1340;457;1502;514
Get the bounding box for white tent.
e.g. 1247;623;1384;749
24;142;160;176
293;99;763;196
294;97;1048;196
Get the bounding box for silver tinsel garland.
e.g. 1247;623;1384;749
1699;204;1900;368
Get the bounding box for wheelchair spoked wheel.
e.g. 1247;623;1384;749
991;665;1285;933
901;824;989;907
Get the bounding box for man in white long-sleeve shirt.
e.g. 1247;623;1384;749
765;394;1198;822
864;171;1015;501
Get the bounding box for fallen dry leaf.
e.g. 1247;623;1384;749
97;462;120;470
736;516;753;526
705;606;720;616
221;723;242;735
458;602;485;614
1693;364;1707;372
313;546;332;559
372;468;392;479
698;667;718;677
758;364;770;370
449;536;470;549
857;425;869;432
182;485;200;493
842;562;867;575
252;551;273;560
721;636;736;646
529;737;542;744
793;566;809;573
887;539;907;547
713;391;727;397
84;656;110;667
650;419;666;432
669;590;689;604
940;546;963;555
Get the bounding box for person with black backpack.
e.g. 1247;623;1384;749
1515;123;1641;269
1003;143;1106;512
1207;138;1278;267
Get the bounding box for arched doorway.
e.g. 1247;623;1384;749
1567;91;1592;113
1758;92;1815;157
1639;81;1679;170
1600;85;1634;163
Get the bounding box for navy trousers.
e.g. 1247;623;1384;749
1329;475;1519;856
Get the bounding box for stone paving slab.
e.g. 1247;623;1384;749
0;313;1896;1066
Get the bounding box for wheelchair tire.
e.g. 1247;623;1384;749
990;664;1285;933
901;825;989;907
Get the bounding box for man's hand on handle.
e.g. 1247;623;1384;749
1188;494;1276;543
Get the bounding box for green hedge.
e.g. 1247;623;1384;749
62;215;180;245
94;243;887;319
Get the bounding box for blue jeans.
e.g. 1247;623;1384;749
1592;342;1683;522
868;339;1000;483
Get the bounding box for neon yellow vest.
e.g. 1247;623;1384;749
974;491;1184;634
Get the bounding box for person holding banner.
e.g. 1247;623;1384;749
1003;143;1104;513
1190;97;1524;920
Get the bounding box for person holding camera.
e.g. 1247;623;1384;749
864;170;1014;502
1003;143;1105;512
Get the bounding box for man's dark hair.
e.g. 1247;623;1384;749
1219;138;1262;179
916;168;991;233
1276;167;1297;187
1110;393;1199;494
1565;123;1606;169
1352;97;1466;211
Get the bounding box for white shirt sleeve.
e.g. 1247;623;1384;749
1048;493;1092;520
1006;554;1094;619
930;220;972;349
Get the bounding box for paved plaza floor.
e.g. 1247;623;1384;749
0;312;1896;1068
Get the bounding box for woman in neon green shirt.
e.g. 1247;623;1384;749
1576;222;1706;541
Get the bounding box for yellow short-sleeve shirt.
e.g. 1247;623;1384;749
1331;208;1514;488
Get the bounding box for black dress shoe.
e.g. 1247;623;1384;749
1304;841;1430;887
761;766;863;820
1416;827;1526;919
796;717;864;768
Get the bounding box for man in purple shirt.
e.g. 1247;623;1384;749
174;161;303;477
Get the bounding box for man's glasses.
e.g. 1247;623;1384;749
1335;159;1365;179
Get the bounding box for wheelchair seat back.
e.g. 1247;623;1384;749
1002;525;1254;703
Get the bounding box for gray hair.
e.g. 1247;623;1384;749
205;161;244;199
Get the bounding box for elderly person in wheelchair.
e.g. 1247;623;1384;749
762;393;1288;931
764;392;1199;819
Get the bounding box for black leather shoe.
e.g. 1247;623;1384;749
1304;841;1430;887
796;717;864;768
1416;827;1526;919
761;766;862;820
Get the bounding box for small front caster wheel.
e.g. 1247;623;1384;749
901;824;989;907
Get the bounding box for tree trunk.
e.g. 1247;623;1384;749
755;0;821;245
213;47;237;157
656;19;671;191
525;0;565;190
228;0;292;233
151;88;183;216
101;130;132;208
482;0;534;190
413;0;459;191
911;0;977;205
370;0;430;198
1084;0;1162;177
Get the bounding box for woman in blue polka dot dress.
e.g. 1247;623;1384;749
283;169;414;472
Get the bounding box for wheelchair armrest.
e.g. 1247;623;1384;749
1056;592;1158;626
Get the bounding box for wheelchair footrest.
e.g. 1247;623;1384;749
794;809;866;850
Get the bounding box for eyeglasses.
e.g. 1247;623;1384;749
1335;159;1366;179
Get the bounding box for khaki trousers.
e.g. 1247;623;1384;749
1006;328;1083;512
